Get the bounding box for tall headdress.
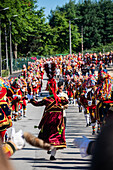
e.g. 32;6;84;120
44;61;61;104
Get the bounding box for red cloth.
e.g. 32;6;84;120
30;96;68;148
33;87;38;93
41;72;44;79
47;78;61;104
80;96;88;107
67;91;73;98
103;100;113;103
87;105;96;110
0;130;6;142
11;90;22;111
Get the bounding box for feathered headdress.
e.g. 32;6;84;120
44;62;56;79
44;61;61;104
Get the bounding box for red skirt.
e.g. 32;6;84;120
38;110;66;149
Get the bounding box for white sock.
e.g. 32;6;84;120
85;114;89;124
51;147;56;157
74;99;76;106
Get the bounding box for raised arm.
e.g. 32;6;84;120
30;98;46;106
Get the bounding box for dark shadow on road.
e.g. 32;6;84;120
59;158;91;161
61;152;80;155
32;165;90;169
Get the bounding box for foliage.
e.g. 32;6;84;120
0;0;113;58
2;69;9;77
48;5;81;54
48;0;113;52
88;42;113;53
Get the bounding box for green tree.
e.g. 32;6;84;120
99;0;113;45
0;0;50;57
49;9;81;53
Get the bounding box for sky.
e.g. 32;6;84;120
37;0;70;17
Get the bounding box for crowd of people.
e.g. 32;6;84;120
0;51;113;168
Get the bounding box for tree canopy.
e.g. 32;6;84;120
0;0;113;57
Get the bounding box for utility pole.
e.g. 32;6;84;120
69;18;78;55
69;20;72;55
9;20;13;75
5;25;8;70
9;15;18;75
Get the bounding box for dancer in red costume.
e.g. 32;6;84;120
11;78;22;121
30;61;68;160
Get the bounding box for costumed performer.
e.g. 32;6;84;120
0;86;12;142
29;61;68;160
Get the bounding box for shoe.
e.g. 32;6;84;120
79;108;82;112
97;129;100;134
23;115;27;118
86;124;89;127
89;122;91;126
92;131;95;135
14;116;17;121
47;150;51;154
50;155;56;160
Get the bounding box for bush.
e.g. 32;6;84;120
89;43;113;54
2;70;9;77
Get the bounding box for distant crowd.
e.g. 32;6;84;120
0;51;113;143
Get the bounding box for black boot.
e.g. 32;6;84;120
86;123;89;127
92;131;95;135
50;155;56;160
47;150;51;154
79;107;82;112
89;122;91;126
